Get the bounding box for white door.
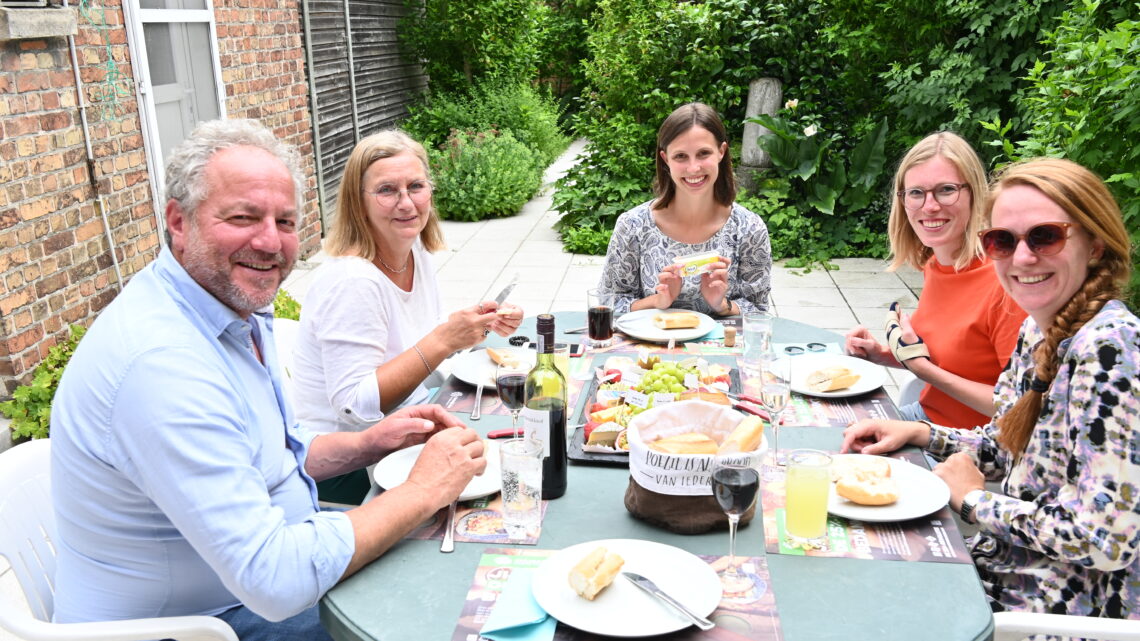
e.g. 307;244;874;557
129;0;225;239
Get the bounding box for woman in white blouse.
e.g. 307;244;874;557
291;130;521;502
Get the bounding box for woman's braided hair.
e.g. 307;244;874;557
986;158;1132;458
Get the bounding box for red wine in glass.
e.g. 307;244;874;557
495;373;527;410
588;305;613;341
712;466;760;514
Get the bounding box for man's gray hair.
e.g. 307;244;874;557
164;118;305;219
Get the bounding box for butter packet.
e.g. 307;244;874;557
673;251;722;277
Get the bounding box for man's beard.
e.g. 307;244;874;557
182;241;293;316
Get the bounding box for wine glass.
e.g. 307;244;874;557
711;456;760;594
758;351;791;466
495;360;528;436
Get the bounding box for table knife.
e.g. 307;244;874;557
622;572;714;631
492;274;518;306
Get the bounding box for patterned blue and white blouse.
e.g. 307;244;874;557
927;299;1140;619
598;201;772;316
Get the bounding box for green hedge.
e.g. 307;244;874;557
429;129;545;222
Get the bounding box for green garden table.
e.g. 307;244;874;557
319;314;994;641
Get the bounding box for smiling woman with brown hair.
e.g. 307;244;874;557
597;102;772;318
842;157;1140;621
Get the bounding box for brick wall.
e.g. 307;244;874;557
0;0;322;397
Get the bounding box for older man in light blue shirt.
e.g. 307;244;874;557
49;119;486;640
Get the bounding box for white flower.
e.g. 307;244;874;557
785;99;799;110
803;125;818;137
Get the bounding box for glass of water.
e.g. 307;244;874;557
743;312;774;364
499;438;543;539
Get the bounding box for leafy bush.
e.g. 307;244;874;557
0;324;86;440
429;129;544;222
751;109;888;217
737;177;889;267
981;0;1140;310
274;290;301;320
403;81;568;164
560;224;612;255
552;0;889;261
399;0;549;94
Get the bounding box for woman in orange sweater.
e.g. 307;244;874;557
845;132;1025;429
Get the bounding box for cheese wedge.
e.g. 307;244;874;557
653;312;701;330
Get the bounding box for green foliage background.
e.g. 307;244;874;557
0;325;86;440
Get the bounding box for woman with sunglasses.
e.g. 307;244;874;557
598;103;771;317
291;130;522;502
845;132;1026;429
842;157;1139;619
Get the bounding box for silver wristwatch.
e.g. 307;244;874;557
959;489;985;524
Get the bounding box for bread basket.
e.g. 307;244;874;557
623;400;765;534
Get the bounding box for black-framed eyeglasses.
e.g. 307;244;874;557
978;222;1075;260
897;183;969;210
364;180;433;206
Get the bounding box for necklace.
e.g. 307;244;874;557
376;252;410;274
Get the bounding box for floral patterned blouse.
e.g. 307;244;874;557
926;299;1140;618
598;201;772;316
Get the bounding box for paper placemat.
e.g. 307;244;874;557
451;548;783;641
405;495;548;546
760;450;972;563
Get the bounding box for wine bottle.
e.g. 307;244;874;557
521;314;567;499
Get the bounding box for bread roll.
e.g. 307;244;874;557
830;455;891;483
569;547;624;600
835;475;900;506
647;432;719;455
653;312;701;330
806;366;861;392
833;455;899;506
717;416;765;454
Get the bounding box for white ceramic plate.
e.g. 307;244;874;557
531;538;720;637
372;441;500;502
827;454;950;522
787;353;887;398
450;348;535;387
614;308;718;344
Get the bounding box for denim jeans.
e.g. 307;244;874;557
215;603;333;641
897;400;930;423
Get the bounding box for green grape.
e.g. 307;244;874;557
671;383;684;394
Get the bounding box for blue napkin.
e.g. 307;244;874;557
479;569;556;641
697;323;726;341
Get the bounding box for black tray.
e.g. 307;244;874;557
567;352;742;466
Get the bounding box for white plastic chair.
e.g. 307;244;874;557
273;317;301;398
0;439;238;641
993;611;1140;641
898;375;924;408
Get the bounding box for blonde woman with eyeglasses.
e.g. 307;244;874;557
291;131;522;502
844;132;1026;429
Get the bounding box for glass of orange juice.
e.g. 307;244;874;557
784;449;831;549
